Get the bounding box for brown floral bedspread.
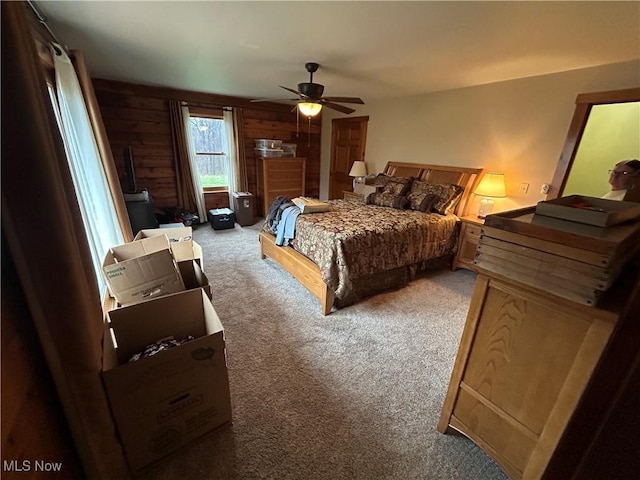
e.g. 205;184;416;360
290;200;460;301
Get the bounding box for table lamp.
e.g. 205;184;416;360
474;172;506;218
349;161;367;191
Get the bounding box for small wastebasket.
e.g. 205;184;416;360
232;192;255;227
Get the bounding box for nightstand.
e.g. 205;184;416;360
343;190;365;202
452;215;484;272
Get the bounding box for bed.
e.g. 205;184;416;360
259;161;483;315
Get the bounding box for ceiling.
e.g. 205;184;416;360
36;1;640;104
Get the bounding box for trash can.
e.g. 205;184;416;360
232;192;255;226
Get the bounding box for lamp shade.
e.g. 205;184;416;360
474;172;506;197
349;161;367;177
298;102;322;117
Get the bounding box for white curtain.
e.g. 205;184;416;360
224;108;239;209
182;106;207;222
52;45;124;296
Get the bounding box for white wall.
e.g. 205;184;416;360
320;60;640;215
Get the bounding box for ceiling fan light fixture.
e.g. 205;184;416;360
298;102;322;117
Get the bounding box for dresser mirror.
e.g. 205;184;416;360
548;88;640;200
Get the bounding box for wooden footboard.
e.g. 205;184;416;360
259;231;335;315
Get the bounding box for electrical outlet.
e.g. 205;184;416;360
519;183;529;195
541;184;551;194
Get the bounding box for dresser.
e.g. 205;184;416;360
438;207;640;479
256;157;306;216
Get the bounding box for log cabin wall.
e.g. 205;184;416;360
92;79;321;218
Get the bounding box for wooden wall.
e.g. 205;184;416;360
92;79;321;217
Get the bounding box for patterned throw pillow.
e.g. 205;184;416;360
381;176;413;196
366;191;409;209
406;180;439;212
408;181;464;215
405;193;438;212
373;173;391;187
441;184;465;214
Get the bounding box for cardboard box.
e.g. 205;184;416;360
104;260;209;313
103;235;185;306
178;260;212;299
102;289;232;473
135;226;204;267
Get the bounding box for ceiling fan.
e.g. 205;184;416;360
252;62;365;116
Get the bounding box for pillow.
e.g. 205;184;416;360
363;174;379;185
372;174;413;191
366;191;408;209
380;176;413;196
373;173;391;187
405;180;439;212
408;181;464;215
406;192;439;212
441;184;464;214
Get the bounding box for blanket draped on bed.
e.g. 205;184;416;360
287;200;460;305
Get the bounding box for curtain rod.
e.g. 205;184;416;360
182;101;233;111
27;0;72;57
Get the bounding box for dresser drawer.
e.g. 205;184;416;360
464;223;482;238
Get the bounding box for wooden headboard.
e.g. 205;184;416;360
382;161;483;217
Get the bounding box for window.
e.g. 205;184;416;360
188;115;229;191
47;81;124;298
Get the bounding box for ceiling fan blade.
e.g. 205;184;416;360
321;96;365;105
320;101;355;115
251;98;298;103
279;85;307;98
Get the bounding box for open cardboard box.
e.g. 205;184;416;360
102;289;232;474
178;259;212;300
102;235;185;306
135;226;204;267
103;260;210;313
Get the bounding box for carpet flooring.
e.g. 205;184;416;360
138;222;508;480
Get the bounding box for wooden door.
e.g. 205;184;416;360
329;116;368;199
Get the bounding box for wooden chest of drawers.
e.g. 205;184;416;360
256;157;306;216
476;207;640;306
439;207;639;479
